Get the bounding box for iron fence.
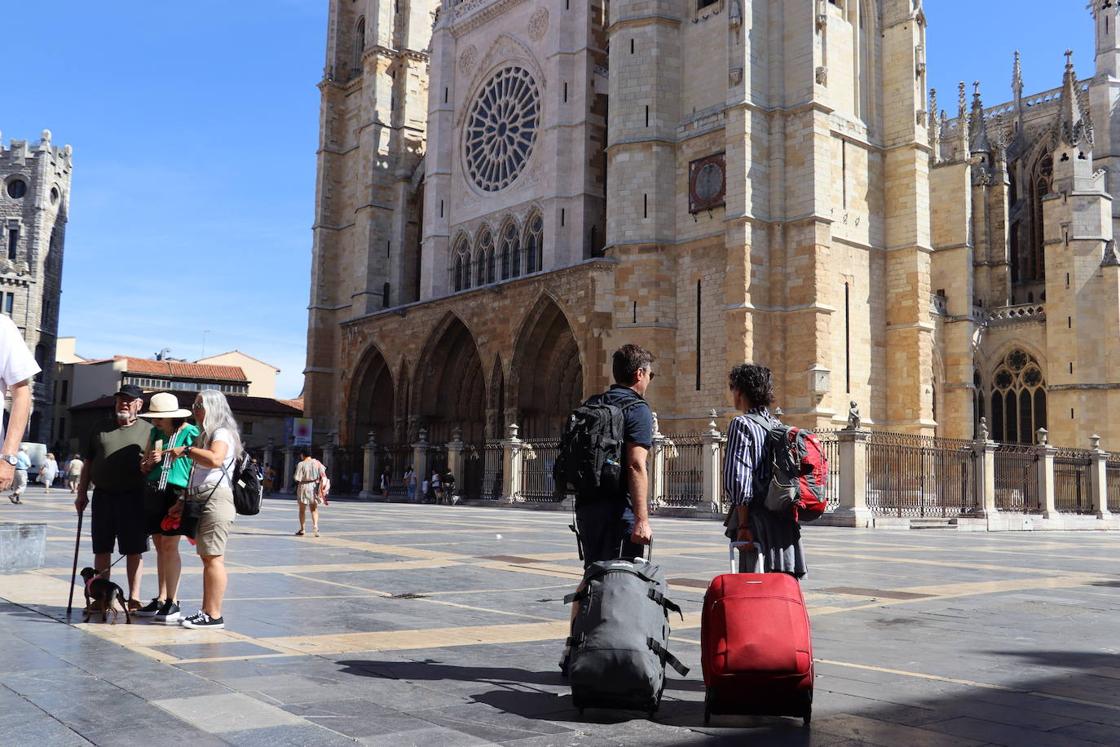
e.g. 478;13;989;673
994;443;1040;512
817;430;841;511
333;447;364;495
864;432;977;517
1054;448;1094;514
459;443;485;500
379;444;414;498
479;441;504;500
520;438;560;502
657;434;705;509
1108;455;1120;513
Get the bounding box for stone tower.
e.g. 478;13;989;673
0;129;72;444
304;0;437;437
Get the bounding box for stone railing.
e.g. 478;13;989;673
988;303;1045;325
930;293;948;316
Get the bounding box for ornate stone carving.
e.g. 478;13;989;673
528;7;549;41
458;44;477;75
846;401;861;431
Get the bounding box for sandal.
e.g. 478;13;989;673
313;529;320;537
295;529;305;536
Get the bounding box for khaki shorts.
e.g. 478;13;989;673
194;485;236;557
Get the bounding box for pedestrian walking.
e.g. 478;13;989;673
38;453;59;492
379;466;391;499
74;384;151;610
557;344;656;671
723;363;807;578
164;389;240;630
404;466;416;502
9;446;31;503
66;454;84;493
430;470;442;503
0;314;39;497
443;470;457;505
135;392;198;624
293;449;324;536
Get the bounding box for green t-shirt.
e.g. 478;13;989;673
145;424;200;489
86;421;151;493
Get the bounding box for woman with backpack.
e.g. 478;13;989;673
164;389;241;629
722;364;807;578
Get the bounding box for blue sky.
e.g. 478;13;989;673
2;1;1094;400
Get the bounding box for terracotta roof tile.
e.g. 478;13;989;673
116;356;248;382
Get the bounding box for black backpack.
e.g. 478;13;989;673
228;451;263;516
553;394;641;501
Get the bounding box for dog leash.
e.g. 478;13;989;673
94;554;127;577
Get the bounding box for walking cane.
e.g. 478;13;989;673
66;509;84;618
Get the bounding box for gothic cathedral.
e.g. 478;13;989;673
305;0;1120;483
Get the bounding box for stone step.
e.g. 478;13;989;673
909;517;958;530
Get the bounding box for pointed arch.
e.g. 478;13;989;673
498;216;521;279
523;209;543;274
349;341;395;446
413;313;487;445
451;233;471;292
984;345;1047;444
474;225;496;285
489;353;507;440
510;294;584;438
351;17;366;76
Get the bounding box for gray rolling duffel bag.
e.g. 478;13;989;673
563;552;689;715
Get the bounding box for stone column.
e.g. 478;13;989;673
446;428;464;498
973;419;997;516
649;412;667;511
701;410;724;515
360;432;377;500
502;423;524;503
1037;429;1058;519
281;446;295;494
833;428;872;527
321;431;336;481
412;429;430;497
1089;434;1111;519
263;437;274;473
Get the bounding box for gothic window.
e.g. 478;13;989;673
523;212;543;273
464;67;541;192
1023;154;1051;285
499;220;520;280
475;227;495;285
452;235;470;292
988;348;1047;444
7;226;18;261
351;17;366;76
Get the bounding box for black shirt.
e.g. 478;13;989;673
600;384;654;449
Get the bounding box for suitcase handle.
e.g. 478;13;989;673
729;541;764;573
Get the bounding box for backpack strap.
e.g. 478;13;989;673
648;588;684;620
647;638;690;676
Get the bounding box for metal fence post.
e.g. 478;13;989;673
360;432;377;500
834;427;872;527
502;423;524;503
1090;434;1111;519
1037;428;1058;519
701;410;723;515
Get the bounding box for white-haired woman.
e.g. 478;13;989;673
165;389;240;630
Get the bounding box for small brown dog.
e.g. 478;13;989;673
79;567;132;624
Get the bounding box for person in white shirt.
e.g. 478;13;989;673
0;315;40;493
165;390;240;630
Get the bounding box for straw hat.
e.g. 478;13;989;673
138;392;192;419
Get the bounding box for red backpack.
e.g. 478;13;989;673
746;414;829;522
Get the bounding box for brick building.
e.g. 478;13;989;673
305;0;1120;499
0;129;71;444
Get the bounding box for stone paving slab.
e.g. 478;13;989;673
1;487;1119;744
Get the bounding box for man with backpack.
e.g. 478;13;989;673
555;344;657;665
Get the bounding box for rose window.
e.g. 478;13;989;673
464;67;540;192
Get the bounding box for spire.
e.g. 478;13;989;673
1055;50;1093;147
1012;50;1023;99
955;81;970;156
970;81;990;152
929;88;941;162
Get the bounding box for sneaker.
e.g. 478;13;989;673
181;611;224;630
153;600;180;624
136;598;164;618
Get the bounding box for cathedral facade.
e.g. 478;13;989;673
304;0;1120;481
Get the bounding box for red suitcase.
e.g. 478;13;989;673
701;544;813;725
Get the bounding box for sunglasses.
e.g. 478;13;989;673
191;403;204;411
645;369;656;380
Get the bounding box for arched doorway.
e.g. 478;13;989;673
414;315;487;445
350;345;395;446
512;296;584;438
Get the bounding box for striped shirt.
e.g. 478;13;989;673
722;407;773;507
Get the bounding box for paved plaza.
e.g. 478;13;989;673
0;487;1118;745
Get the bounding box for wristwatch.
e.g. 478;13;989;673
1;454;18;466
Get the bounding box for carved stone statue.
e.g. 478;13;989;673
846;401;861;430
978;417;990;442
